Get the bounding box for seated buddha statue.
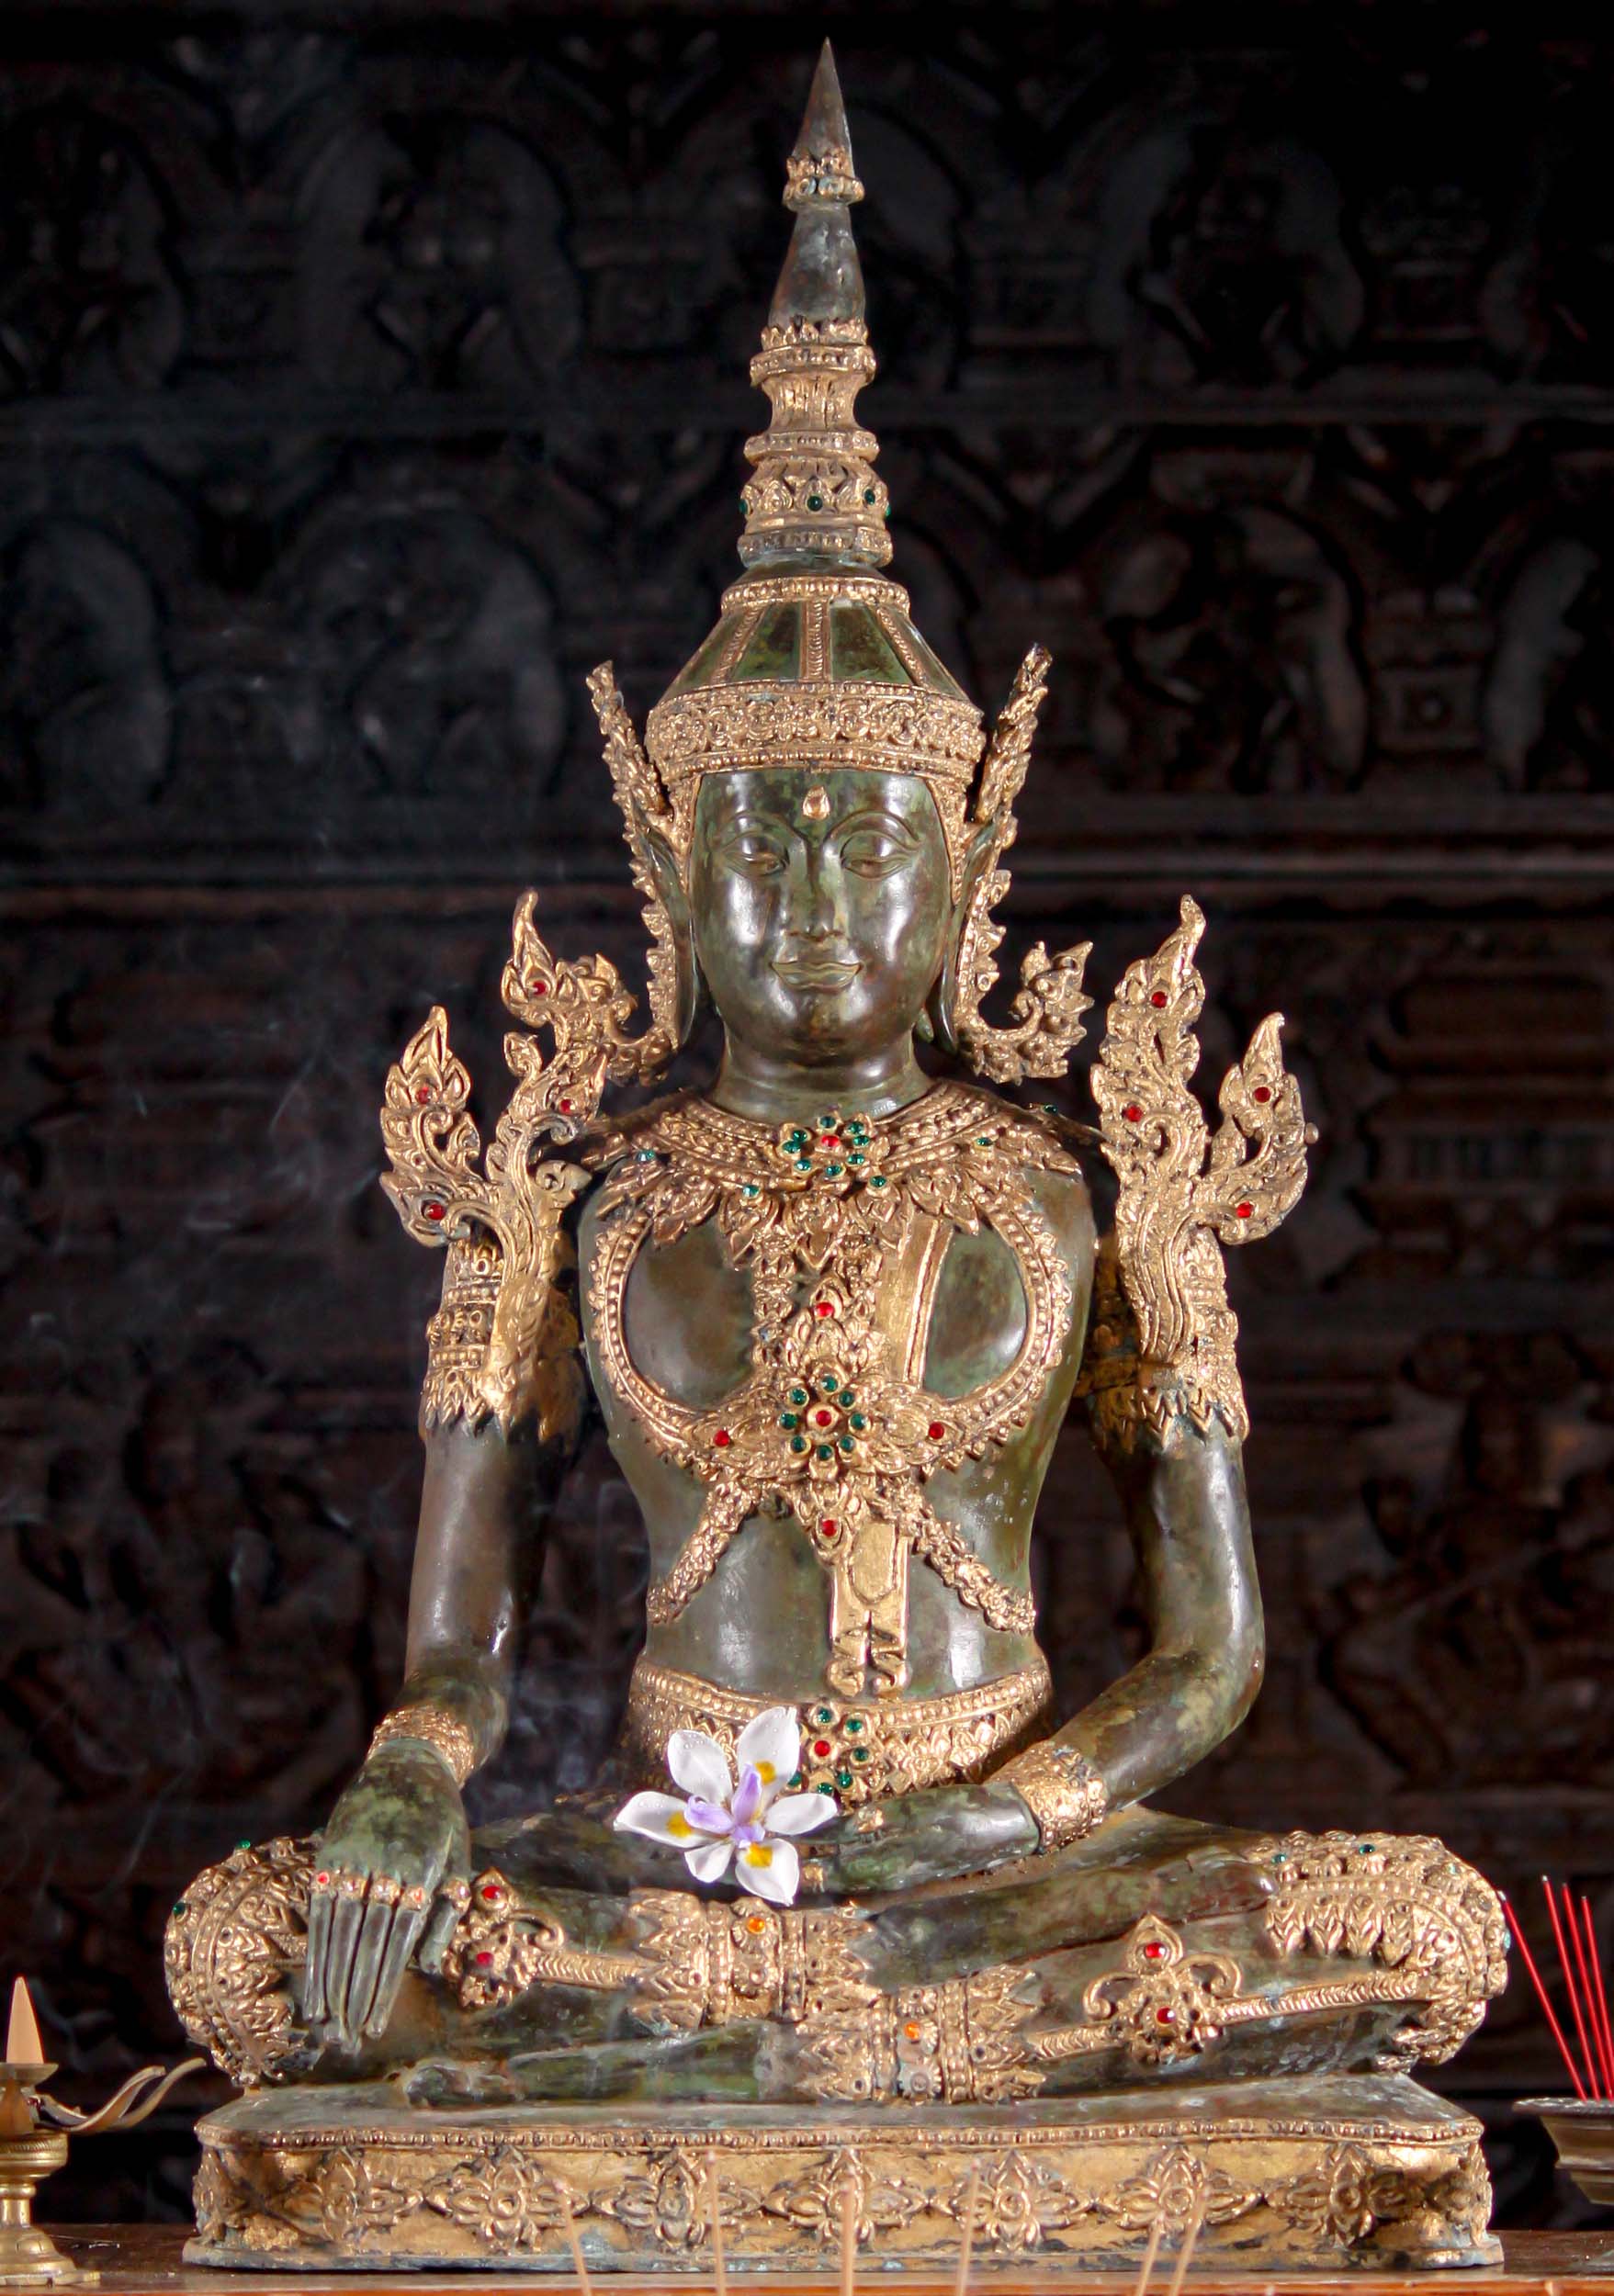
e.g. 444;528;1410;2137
166;47;1507;2277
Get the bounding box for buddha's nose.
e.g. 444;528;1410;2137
785;840;846;940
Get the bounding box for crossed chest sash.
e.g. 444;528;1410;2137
586;1084;1080;1698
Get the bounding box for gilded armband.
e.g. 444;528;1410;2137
368;1703;478;1787
1078;895;1315;1454
996;1739;1109;1851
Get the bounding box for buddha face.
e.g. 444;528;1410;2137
689;769;954;1068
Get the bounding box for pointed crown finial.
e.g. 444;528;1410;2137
739;43;889;570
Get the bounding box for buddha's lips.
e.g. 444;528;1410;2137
773;952;861;990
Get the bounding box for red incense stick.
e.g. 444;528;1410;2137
1502;1894;1586;2099
1578;1893;1614;2098
1542;1876;1600;2098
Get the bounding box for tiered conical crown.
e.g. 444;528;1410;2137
646;44;986;879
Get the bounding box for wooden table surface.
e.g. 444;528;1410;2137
38;2227;1614;2294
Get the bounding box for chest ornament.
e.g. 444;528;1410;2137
589;1085;1078;1697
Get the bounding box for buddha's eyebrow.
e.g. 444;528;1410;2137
833;807;918;839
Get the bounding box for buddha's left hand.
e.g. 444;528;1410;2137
803;1781;1038;1897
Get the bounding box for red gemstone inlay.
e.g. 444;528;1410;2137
928;1421;945;1441
1142;1941;1165;1959
819;1134;841;1150
528;978;548;996
1235;1201;1253;1220
415;1086;432;1105
813;1408;833;1426
1156;2008;1175;2024
815;1300;835;1318
820;1519;838;1537
1150;991;1168;1008
480;1884;503;1902
475;1950;494;1967
1123;1104;1143;1122
559;1098;573;1113
1252;1085;1271;1103
423;1202;446;1221
713;1429;732;1447
813;1739;832;1759
316;1872;331;1887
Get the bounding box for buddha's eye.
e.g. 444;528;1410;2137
838;824;914;878
717;827;786;877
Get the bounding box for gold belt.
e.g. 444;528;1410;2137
620;1654;1053;1806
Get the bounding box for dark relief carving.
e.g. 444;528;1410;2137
0;6;1609;2232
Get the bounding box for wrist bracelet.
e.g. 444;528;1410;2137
995;1739;1109;1851
367;1703;477;1787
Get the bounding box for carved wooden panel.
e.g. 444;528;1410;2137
1;5;1609;2232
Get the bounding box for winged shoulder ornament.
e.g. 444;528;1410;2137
1086;895;1316;1448
379;891;670;1438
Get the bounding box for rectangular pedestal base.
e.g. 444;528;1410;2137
187;2074;1497;2275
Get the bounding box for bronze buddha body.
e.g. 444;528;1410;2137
166;47;1507;2275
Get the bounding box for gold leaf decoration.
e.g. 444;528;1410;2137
952;646;1093;1084
1087;894;1316;1446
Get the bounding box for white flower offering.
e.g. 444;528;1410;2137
613;1705;838;1905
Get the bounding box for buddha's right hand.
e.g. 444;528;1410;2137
303;1740;471;2052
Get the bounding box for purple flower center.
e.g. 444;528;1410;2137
684;1797;732;1834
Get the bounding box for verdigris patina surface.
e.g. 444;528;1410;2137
166;45;1507;2274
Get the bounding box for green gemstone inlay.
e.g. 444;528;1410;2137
852;1745;869;1761
840;1436;855;1454
795;1157;813;1174
788;1772;803;1788
817;1445;833;1460
807;493;823;511
849;1412;867;1431
790;1435;807;1454
779;1412;798;1429
864;489;877;505
789;1387;808;1405
815;1708;834;1725
844;1715;863;1733
848;1152;866;1165
835;1769;853;1789
869;1174;888;1188
825;1162;843;1176
741;1180;760;1197
816;1782;836;1795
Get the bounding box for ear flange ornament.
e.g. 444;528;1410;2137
950;644;1093;1085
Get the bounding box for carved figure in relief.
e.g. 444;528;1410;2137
167;49;1506;2273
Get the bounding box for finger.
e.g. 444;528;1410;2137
363;1897;428;2040
343;1889;400;2041
419;1877;469;1975
326;1874;367;2047
302;1866;335;2024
